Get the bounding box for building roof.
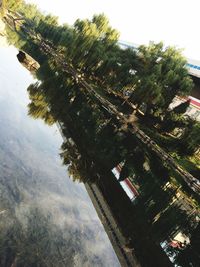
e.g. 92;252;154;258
187;59;200;78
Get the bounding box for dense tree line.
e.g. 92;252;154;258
3;0;200;158
1;1;200;266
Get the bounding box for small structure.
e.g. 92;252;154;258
112;162;140;201
169;232;190;249
16;50;40;73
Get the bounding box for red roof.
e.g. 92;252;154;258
189;96;200;109
124;178;139;196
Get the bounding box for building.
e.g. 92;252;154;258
112;162;139;201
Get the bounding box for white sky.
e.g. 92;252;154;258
27;0;200;60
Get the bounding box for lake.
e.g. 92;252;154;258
0;44;120;266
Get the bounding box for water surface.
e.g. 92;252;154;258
0;45;120;266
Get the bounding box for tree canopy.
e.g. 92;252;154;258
2;2;200;266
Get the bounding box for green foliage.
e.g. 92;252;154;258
4;24;25;47
0;0;5;17
27;83;55;126
60;140;90;183
3;3;200;265
179;121;200;155
119;146;146;181
130;42;193;114
4;0;23;11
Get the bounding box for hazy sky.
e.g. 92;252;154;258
26;0;200;60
